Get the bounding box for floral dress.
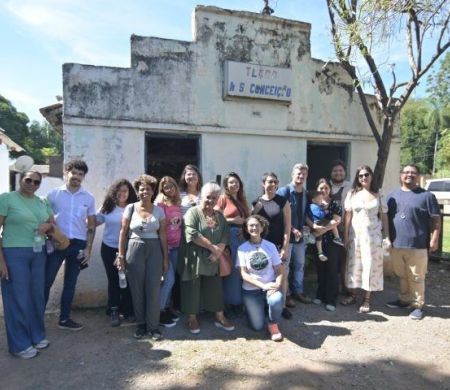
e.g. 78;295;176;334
344;190;388;291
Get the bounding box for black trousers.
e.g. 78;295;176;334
101;243;133;316
315;239;340;306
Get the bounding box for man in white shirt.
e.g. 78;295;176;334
45;160;96;330
329;160;352;296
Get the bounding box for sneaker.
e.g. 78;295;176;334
13;346;38;359
313;298;322;305
268;323;283;342
409;308;424;320
281;308;292;319
149;329;163;341
159;310;176;328
285;296;296;308
292;294;313;304
166;309;179;322
325;304;336;312
385;300;410;309
134;324;147;339
333;237;345;247
188;318;200;334
58;319;83;331
214;318;235;332
318;253;328;262
34;339;49;349
111;308;120;327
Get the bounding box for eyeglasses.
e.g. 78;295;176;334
401;171;418;175
266;180;279;184
358;173;370;179
24;178;41;186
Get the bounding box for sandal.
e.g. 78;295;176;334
359;299;371;313
340;294;356;305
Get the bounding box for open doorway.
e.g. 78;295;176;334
145;133;200;181
307;142;349;188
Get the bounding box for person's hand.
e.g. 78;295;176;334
292;228;302;242
0;260;9;280
114;255;125;271
429;237;439;253
264;282;281;296
279;247;288;261
382;237;392;250
81;248;91;265
209;244;222;258
208;252;219;262
313;224;327;235
37;222;52;235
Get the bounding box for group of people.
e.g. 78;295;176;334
0;159;441;359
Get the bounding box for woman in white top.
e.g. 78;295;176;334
96;179;137;327
179;164;203;216
116;175;169;340
237;215;284;342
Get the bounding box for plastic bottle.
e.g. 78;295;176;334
118;270;127;289
33;229;43;253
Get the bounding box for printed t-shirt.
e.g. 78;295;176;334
156;202;182;248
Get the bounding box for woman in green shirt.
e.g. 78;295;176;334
0;171;54;359
178;182;234;334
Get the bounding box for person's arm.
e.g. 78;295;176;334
0;216;9;280
116;214;131;271
280;201;291;260
82;215;96;263
344;210;352;247
158;218;170;272
429;215;441;253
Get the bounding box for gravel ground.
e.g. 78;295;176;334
1;260;449;390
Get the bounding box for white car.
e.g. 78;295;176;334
425;178;450;214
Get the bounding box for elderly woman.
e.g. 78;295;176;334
0;171;54;359
96;179;137;327
178;182;233;334
343;166;390;313
116;174;169;340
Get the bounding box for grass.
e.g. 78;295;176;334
443;216;450;254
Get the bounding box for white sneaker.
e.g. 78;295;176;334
313;298;322;305
409;308;424;320
325;304;336;312
14;346;38;359
34;339;49;349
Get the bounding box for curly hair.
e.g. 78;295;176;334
179;164;203;193
133;174;158;193
155;176;181;206
242;215;269;241
100;179;137;214
64;159;88;174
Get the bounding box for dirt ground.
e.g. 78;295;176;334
1;260;449;390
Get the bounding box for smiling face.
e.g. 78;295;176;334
20;172;41;196
202;191;219;211
263;176;279;196
317;181;331;199
331;165;346;184
226;176;240;196
184;169;199;190
358;169;372;189
66;168;85;189
116;185;129;206
138;183;154;201
400;165;419;189
292;168;308;186
246;217;263;240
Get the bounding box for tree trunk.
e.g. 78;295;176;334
373;117;395;189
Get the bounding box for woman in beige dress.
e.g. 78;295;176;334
342;166;390;313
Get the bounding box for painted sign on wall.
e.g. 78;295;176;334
223;61;293;103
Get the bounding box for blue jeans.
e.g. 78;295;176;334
45;239;86;322
242;289;283;331
223;226;243;305
1;247;46;353
288;241;306;295
159;247;178;309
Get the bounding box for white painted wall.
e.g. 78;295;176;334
0;144;9;194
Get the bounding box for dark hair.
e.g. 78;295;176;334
100;179;137;214
330;159;346;172
64;159;88;174
401;163;420;175
261;172;278;183
351;165;378;193
242;215;269;240
133;174;158;193
156;176;181;206
179;164;203;192
223;172;249;218
21;170;43;180
307;190;322;202
315;177;332;191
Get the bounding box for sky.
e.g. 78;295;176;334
0;0;442;123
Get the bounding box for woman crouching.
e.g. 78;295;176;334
237;215;284;342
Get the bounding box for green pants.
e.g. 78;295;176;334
180;275;224;315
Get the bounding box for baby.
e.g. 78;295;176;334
307;190;344;261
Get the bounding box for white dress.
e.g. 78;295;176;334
344;190;387;291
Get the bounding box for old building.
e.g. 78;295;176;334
51;5;400;306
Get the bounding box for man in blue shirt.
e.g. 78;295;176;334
45;160;96;330
277;163;312;314
386;164;441;320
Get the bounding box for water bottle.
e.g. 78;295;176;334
33;229;43;253
46;239;55;254
118;270;127;289
77;249;89;270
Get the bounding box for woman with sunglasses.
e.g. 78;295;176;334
215;172;249;318
342;166;390;313
0;171;54;359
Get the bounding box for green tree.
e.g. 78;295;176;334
24;121;63;164
326;0;450;187
0;94;29;146
427;52;450;108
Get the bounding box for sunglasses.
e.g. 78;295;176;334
24;178;41;186
358;173;370;179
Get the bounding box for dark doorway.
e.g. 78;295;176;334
145;133;200;181
307;142;349;189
